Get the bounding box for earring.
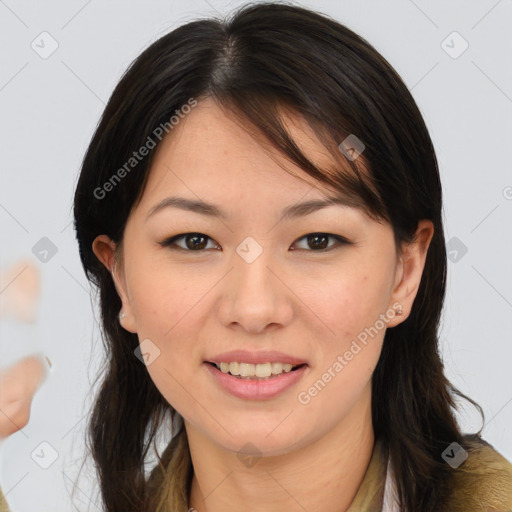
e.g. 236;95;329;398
119;312;126;321
395;307;403;316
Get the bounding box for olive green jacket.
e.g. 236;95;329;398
2;435;512;511
346;436;512;511
0;486;8;512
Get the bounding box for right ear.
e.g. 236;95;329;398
91;234;137;333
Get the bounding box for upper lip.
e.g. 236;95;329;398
206;350;308;366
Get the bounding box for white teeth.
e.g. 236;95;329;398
229;362;240;375
213;361;300;378
239;363;255;377
271;362;283;374
255;363;272;378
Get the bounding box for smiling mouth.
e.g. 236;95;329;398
206;361;307;380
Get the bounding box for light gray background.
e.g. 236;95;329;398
1;0;511;510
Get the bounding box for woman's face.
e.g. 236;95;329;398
94;97;431;457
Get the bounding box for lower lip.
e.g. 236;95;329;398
204;363;308;400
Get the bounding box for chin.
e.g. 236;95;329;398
209;421;309;458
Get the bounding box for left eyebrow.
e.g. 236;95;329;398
145;195;356;223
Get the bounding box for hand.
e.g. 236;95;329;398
0;356;47;439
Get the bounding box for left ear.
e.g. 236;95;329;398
386;219;434;327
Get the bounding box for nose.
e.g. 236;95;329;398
217;248;294;335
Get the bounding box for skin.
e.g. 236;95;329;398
93;97;433;512
0;356;46;438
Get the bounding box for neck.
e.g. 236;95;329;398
186;384;375;512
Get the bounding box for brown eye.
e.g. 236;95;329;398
291;233;351;252
183;234;208;250
159;232;351;253
307;234;329;250
159;233;219;251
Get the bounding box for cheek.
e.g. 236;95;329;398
297;263;390;401
137;316;203;418
129;263;204;337
126;263;209;396
299;263;392;342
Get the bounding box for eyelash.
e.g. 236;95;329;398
158;232;352;253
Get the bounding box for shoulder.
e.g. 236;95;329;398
444;434;512;512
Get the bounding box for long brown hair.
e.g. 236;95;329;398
73;3;483;510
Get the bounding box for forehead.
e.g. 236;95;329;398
139;98;352;208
